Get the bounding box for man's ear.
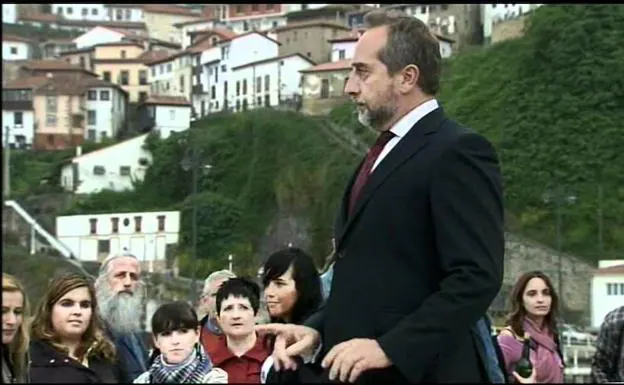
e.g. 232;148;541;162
397;64;420;94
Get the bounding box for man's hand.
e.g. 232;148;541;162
256;323;320;371
321;338;391;383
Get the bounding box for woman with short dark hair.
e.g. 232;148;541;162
133;301;227;383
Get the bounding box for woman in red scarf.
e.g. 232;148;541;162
498;271;565;383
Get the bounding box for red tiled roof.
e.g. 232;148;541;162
137;50;172;64
22;59;87;72
185;36;218;54
173;18;219;28
3;76;51;90
232;53;316;71
142;5;201;18
19;12;60;23
328;29;362;43
219;31;280;46
2;34;36;44
188;27;238;40
594;264;624;276
272;21;351;33
144;95;191;106
300;59;351;73
144;50;186;66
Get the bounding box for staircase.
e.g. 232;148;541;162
3;200;87;273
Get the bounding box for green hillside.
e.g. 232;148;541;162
18;4;622;278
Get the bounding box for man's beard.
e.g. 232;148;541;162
356;88;399;131
97;281;144;334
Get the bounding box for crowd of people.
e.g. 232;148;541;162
2;7;623;384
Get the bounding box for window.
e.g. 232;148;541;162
47;135;54;145
264;75;270;92
256;76;262;93
120;70;129;85
211;85;216;99
87;110;96;126
157;215;166;231
134;216;142;232
103;71;111;82
307;52;311;57
180;75;185;93
82;8;88;16
236;5;243;13
236;100;240;111
169;109;175;120
421;6;427;13
115;9;122;20
13;112;23;126
264;94;270;107
120;50;126;59
97;240;110;254
320;78;330;99
119;166;131;176
167;63;172;73
257;96;262;107
211;37;218;46
221;64;227;72
92;8;98;15
67;7;73;14
93;166;105;175
273;21;278;28
89;218;97;234
236;81;240;96
10;46;17;55
339;50;346;60
139;70;148;85
243;79;247;95
46;96;57;126
139;91;148;102
242;99;248;111
100;90;110;100
111;217;119;233
125;8;131;19
243;21;249;31
88;90;97;100
88;129;96;141
151;67;156;77
159;64;164;74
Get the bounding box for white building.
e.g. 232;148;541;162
60;134;152;194
84;82;128;142
73;26;126;49
195;32;282;115
146;53;179;96
52;4;109;22
174;19;229;50
230;53;315;110
2;34;34;61
328;32;454;61
482;3;542;43
107;4;144;23
56;210;181;272
591;260;624;328
2;3;17;24
2;110;34;149
144;96;192;139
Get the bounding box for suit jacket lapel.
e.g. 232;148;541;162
336;108;447;251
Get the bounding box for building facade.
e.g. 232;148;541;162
51;3;109;22
56;210;180;273
142;5;202;44
300;59;351;116
141;96;192;139
60;133;151;194
2;35;34;61
272;21;351;64
591;260;624;328
2;3;17;24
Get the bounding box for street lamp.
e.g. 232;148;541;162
180;142;212;306
542;187;577;304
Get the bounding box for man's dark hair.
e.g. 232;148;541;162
215;277;260;315
363;9;442;95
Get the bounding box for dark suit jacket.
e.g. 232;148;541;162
104;326;148;382
306;107;505;383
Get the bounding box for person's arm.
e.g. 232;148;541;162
376;133;505;382
497;333;523;377
590;308;622;383
301;304;325;363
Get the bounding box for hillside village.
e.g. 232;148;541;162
3;4;623;354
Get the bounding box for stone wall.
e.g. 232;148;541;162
500;233;596;323
491;15;527;44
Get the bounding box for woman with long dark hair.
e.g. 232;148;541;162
497;271;564;383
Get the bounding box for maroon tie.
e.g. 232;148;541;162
349;130;395;215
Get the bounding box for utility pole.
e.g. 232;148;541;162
190;141;199;306
597;183;604;255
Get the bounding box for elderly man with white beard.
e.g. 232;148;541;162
95;252;149;382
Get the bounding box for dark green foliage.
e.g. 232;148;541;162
438;4;624;261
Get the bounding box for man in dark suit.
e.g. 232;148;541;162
258;9;504;384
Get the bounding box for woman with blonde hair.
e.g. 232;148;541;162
29;273;123;383
2;273;31;383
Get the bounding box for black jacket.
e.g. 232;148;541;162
29;339;122;383
306;107;505;383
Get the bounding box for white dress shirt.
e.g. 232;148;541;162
371;99;440;172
